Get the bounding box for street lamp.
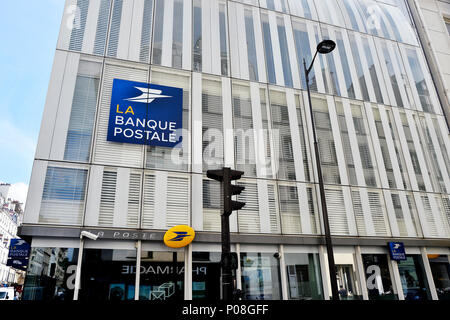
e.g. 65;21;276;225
303;39;340;301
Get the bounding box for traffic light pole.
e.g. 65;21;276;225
207;167;245;301
221;168;233;301
304;58;340;300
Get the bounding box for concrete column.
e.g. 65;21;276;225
420;247;438;300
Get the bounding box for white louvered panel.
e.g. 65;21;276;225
267;184;280;233
391;193;408;237
202;81;224;171
421;195;438;238
368;191;390;236
98;170;117;227
279;185;301;234
442;196;450;227
166;176;190;228
202;179;221;232
237;182;260;233
39;167;87;226
351;190;366;236
40;200;85;225
93;63;147;167
325;188;350;235
307;187;319;234
434;195;450;237
146;69;190;171
127;173;141;228
142;174;155;228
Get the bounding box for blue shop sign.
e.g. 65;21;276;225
107;79;183;148
388;242;406;261
6;258;28;271
8;239;30;259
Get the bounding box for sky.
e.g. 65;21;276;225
0;0;65;204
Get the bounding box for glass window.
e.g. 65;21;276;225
321;28;340;96
219;3;229;76
288;0;317;20
107;0;123;57
240;252;282;300
23;247;78;301
245;9;259;81
40;167;87;225
172;0;184;69
397;255;431;300
93;0;112;56
69;0;89;52
277;16;293;87
261;13;276;85
428;254;450;300
79;249;137;301
405;48;432;113
361;36;384;103
285;253;323;300
279;184;301;233
333;253;363;300
292;20;316;91
348;33;369;101
64;61;101;162
379;40;404;107
362;254;397;300
152;0;165;65
192;252;222;300
339;0;366;33
193;0;202;72
335;30;356;99
139;0;154;63
139;251;184;300
203;179;221;232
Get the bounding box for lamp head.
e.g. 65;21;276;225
317;40;336;54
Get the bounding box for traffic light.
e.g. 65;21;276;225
206;167;245;300
206;167;246;216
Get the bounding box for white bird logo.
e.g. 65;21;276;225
125;87;171;104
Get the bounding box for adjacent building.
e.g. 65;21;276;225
0;184;25;289
21;0;450;301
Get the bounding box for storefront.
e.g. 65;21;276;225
21;234;450;301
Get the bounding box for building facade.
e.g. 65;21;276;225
0;184;25;289
407;0;450;124
21;0;450;301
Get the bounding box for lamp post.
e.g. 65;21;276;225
303;39;340;300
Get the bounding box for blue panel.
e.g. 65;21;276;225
107;79;183;148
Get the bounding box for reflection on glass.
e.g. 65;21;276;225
139;251;184;301
362;254;397;300
398;255;430;300
23;247;78;301
261;13;276;84
334;253;362;300
192;252;222;300
428;254;450;300
244;9;259;81
79;249;137;301
241;252;282;300
152;0;164;65
285;253;323;300
193;0;202;71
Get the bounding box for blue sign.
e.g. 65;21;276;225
6;258;28;271
107;79;183;148
8;239;30;259
388;242;406;261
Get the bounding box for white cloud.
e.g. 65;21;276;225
8;183;29;207
0;119;36;161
